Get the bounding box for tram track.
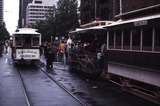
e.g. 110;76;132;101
40;67;87;106
16;62;85;106
17;69;33;106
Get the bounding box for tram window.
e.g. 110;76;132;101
82;33;96;51
155;26;160;51
109;31;114;49
132;28;140;50
96;33;106;49
32;37;40;46
123;30;130;49
115;31;121;49
15;37;22;46
143;26;152;51
23;37;31;47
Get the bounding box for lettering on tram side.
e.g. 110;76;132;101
134;20;148;26
16;49;40;59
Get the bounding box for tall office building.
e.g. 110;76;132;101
0;0;3;25
18;0;33;28
80;0;114;24
115;0;160;19
26;0;56;27
80;0;160;24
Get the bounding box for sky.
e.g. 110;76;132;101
3;0;80;35
4;0;19;35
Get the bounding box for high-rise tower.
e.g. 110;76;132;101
18;0;33;28
0;0;3;25
26;0;56;27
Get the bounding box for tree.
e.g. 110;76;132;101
32;5;57;41
56;0;79;36
33;15;58;42
0;23;10;41
33;0;79;41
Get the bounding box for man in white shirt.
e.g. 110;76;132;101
66;37;73;63
67;37;72;49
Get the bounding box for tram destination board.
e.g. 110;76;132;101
16;49;40;60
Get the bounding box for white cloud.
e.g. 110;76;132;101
4;0;19;34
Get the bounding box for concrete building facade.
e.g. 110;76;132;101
0;0;3;25
80;0;115;25
116;0;160;19
80;0;160;24
26;0;55;27
19;0;33;28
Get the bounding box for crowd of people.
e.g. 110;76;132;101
0;36;105;75
42;36;73;71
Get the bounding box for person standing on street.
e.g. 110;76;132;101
0;41;3;56
66;36;73;63
5;41;8;53
46;42;54;70
58;40;65;62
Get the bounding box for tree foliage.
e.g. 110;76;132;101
0;23;10;41
56;0;79;35
33;0;79;41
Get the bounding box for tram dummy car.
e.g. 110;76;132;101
11;28;41;64
69;26;108;77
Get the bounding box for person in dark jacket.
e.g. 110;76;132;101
0;41;3;56
46;42;54;70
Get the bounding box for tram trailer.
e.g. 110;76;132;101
103;14;160;104
70;16;160;104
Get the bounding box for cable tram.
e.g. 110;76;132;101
70;16;160;103
103;15;160;104
69;26;108;77
11;28;41;64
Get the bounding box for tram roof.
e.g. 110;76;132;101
69;26;105;34
103;14;160;28
13;28;40;35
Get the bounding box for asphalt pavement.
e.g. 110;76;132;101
0;52;82;106
0;54;27;106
